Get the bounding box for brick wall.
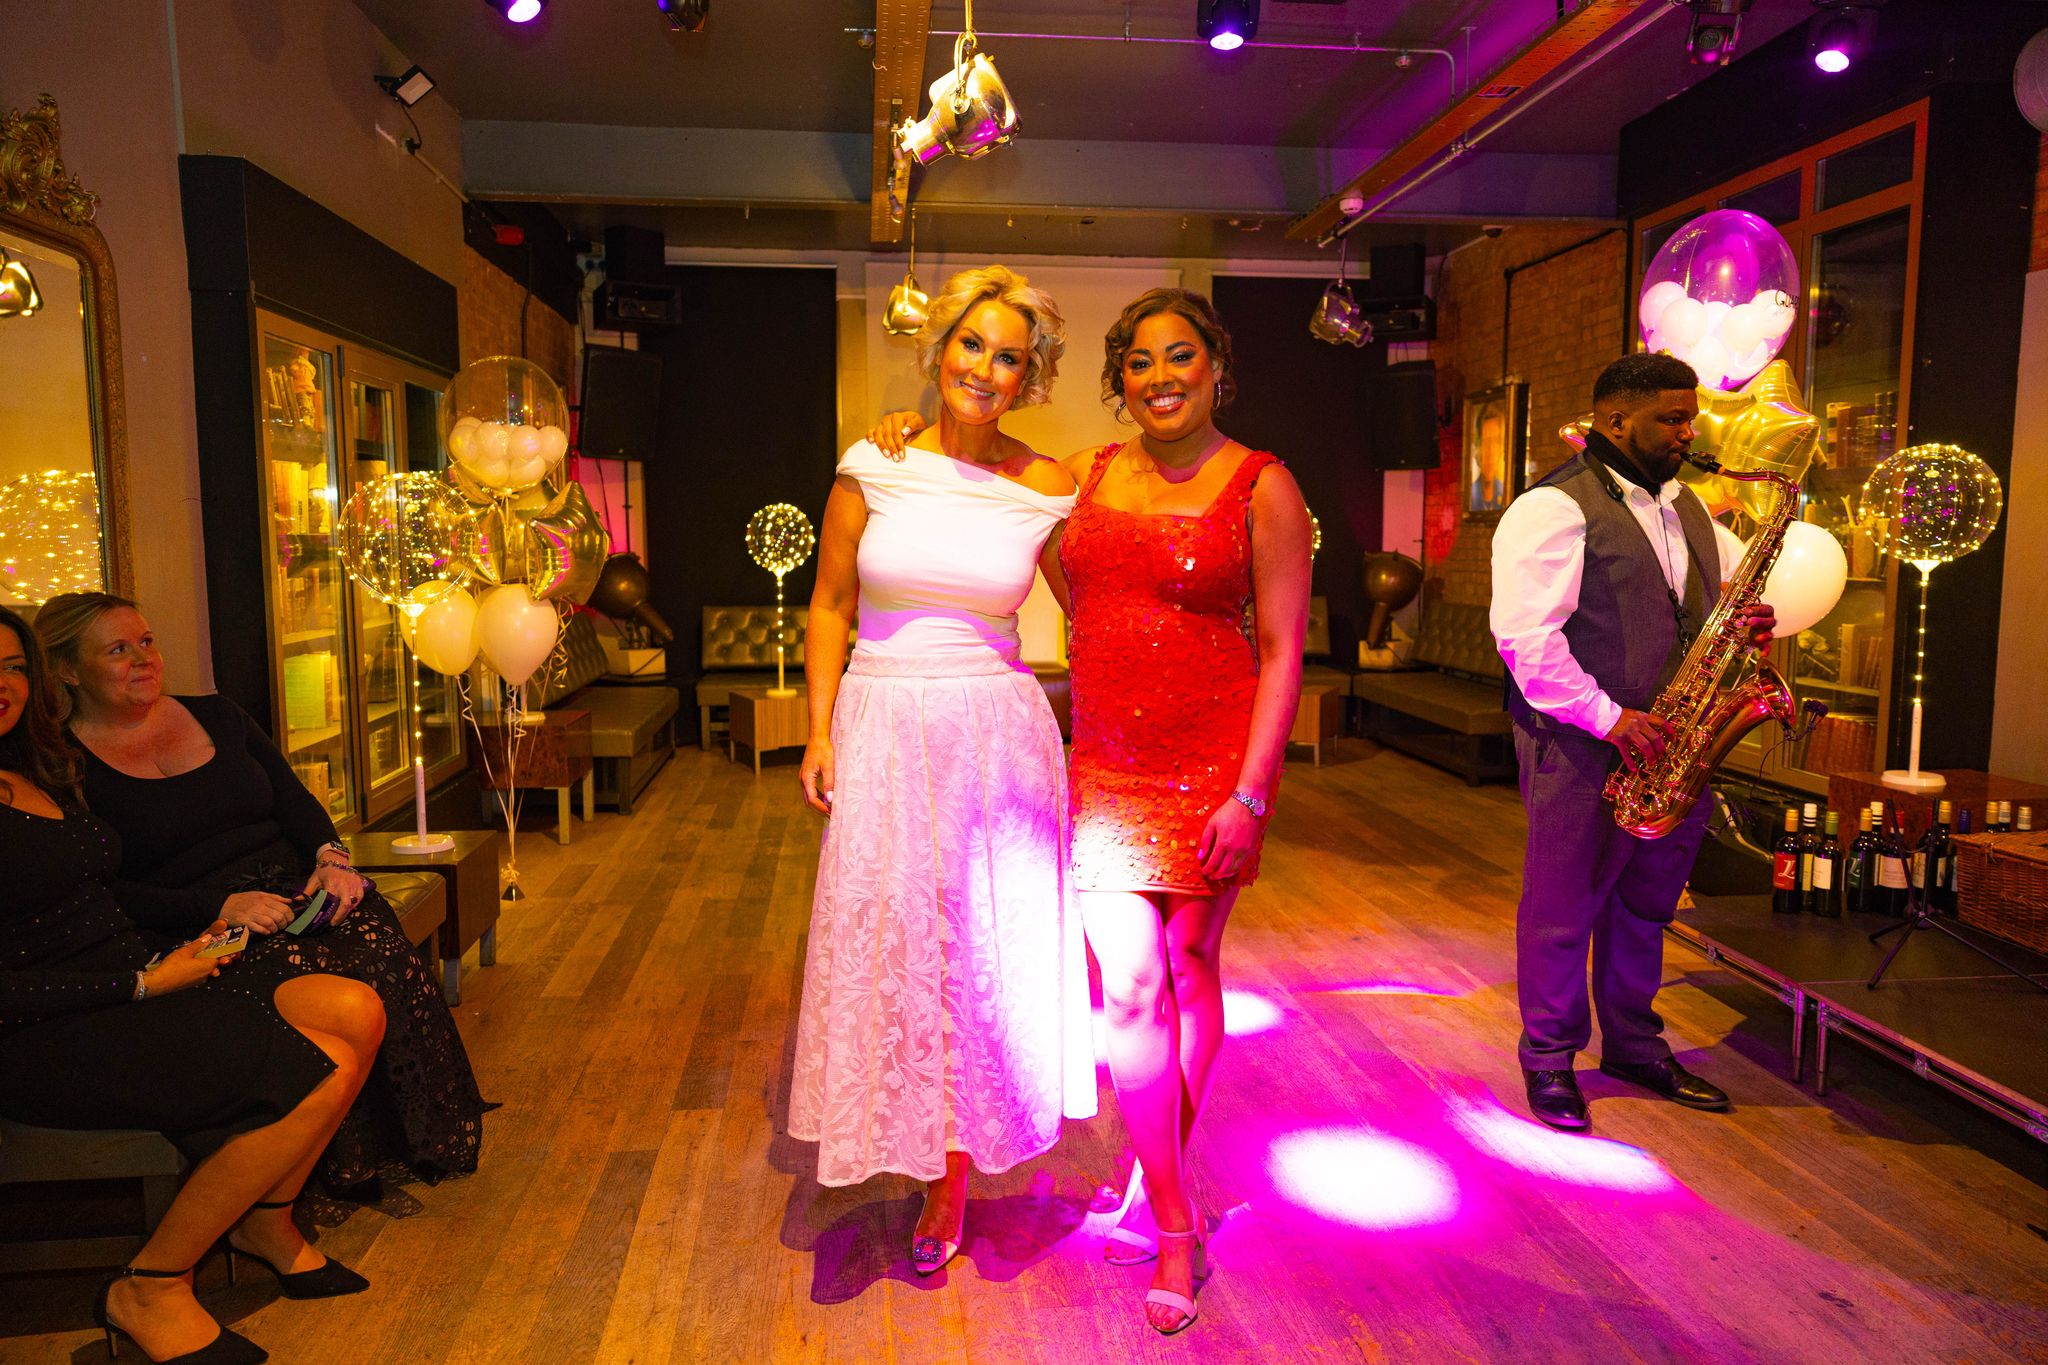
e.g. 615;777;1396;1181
1424;226;1628;608
458;246;577;392
2033;133;2048;272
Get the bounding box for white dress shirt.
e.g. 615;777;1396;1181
1490;478;1746;740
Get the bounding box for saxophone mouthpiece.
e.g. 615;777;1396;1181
1682;451;1723;474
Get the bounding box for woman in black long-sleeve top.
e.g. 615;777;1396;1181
33;593;489;1193
0;605;384;1364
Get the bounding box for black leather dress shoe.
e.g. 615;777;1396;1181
1522;1067;1590;1131
1598;1056;1730;1111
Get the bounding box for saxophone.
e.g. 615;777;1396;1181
1604;457;1827;838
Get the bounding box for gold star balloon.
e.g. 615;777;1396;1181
0;469;102;605
746;504;816;576
1556;359;1818;521
1857;444;2003;569
461;478;611;604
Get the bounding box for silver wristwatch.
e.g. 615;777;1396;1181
1230;790;1269;819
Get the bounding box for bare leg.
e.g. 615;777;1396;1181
1081;890;1198;1330
107;976;384;1359
913;1150;971;1252
1163;888;1238;1145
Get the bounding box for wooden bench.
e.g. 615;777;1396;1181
1352;601;1514;785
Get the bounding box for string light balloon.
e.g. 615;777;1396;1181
1857;443;2005;794
0;469;103;605
745;503;816;697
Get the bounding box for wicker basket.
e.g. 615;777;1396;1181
1952;830;2048;955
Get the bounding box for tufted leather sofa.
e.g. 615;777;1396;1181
696;606;810;750
531;613;681;814
1351;601;1514;785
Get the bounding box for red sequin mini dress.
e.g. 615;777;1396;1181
1060;443;1281;893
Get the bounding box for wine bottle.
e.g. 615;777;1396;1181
1874;804;1911;917
1845;808;1876;915
1946;806;1972;909
1772;808;1803;914
1813;811;1844;918
2019;805;2035;834
1798;803;1820;913
1921;799;1953;913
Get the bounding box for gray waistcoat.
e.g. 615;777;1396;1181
1506;449;1723;728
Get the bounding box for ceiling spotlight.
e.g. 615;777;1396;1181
895;31;1018;171
1684;0;1752;67
1808;4;1876;74
375;64;436;108
1197;0;1259;52
656;0;709;32
883;211;930;336
485;0;544;23
1310;237;1370;348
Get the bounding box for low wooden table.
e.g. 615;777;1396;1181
1289;683;1345;766
728;685;808;774
346;830;503;1005
469;708;595;844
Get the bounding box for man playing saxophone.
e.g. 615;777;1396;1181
1490;354;1777;1132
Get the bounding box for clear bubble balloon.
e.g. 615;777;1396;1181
1639;209;1799;391
440;356;571;496
337;471;474;608
745;503;816;576
1857;444;2004;569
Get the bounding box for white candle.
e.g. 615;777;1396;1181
1908;698;1924;777
414;757;429;842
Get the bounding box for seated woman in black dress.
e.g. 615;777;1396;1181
34;593;489;1193
0;605;384;1364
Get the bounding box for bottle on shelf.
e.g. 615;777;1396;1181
2019;805;2035;835
1798;802;1820;913
1991;800;2012;834
1813;810;1844;918
1845;808;1877;915
1773;808;1804;915
1946;806;1972;909
1873;803;1911;917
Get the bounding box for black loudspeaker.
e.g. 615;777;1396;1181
597;225;680;329
1365;243;1426;302
580;345;663;461
1364;361;1440;471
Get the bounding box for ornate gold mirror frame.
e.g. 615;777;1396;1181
0;94;132;596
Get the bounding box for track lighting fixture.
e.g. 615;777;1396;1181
1808;3;1877;74
1309;237;1370;348
1197;0;1259;52
657;0;709;33
485;0;544;25
883;210;930;337
893;4;1017;216
1684;0;1752;67
0;246;41;319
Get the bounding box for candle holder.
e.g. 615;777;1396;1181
391;603;455;854
744;503;816;698
1857;444;2004;795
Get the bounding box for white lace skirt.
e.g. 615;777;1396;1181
788;651;1097;1187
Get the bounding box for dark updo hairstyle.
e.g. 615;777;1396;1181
1100;288;1237;423
0;604;80;807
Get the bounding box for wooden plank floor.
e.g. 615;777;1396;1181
5;740;2048;1363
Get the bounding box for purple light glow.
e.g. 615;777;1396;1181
507;0;541;21
1814;47;1850;73
1222;988;1283;1036
1209;31;1245;51
1445;1094;1680;1195
1267;1127;1461;1230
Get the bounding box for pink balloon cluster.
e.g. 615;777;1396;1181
1638;209;1798;391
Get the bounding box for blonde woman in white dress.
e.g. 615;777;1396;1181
789;266;1097;1275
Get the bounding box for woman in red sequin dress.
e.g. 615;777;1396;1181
873;288;1311;1332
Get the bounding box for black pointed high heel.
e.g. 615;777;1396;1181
92;1265;268;1363
224;1199;369;1300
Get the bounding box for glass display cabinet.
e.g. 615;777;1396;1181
1633;104;1925;796
253;311;464;829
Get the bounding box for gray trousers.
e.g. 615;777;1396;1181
1513;719;1710;1072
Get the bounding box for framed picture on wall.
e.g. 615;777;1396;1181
1462;382;1528;520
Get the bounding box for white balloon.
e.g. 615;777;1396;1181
1688;335;1733;389
412;589;481;675
538;425;570;462
1758;521;1850;637
1639;280;1689;334
476;583;561;685
508;454;549;488
1659;296;1709;350
475;450;512;486
511;424;545;462
1699;299;1732;335
479;422;512;462
448;424;476;466
1716;300;1769;357
451;415;481;437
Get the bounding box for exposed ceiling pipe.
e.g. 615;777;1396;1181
1296;0;1681;246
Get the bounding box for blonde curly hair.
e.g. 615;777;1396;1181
914;265;1066;408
